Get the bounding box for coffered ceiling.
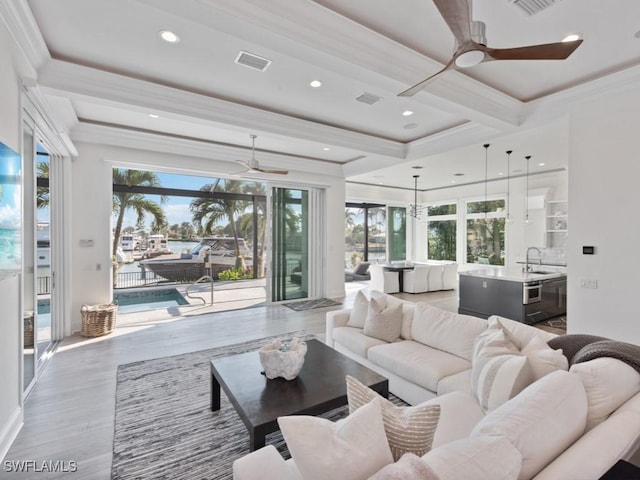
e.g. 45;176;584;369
4;0;640;189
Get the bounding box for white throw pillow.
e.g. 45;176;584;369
346;375;441;461
520;335;569;381
570;357;640;430
423;436;522;480
278;397;393;480
471;370;587;480
363;297;403;342
488;315;556;349
346;290;369;328
369;453;440;480
472;329;533;412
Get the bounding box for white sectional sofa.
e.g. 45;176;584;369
234;292;640;480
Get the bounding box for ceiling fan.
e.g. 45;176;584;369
398;0;583;97
234;135;288;175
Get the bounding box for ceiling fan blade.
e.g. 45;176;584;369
485;39;583;61
256;167;289;175
433;0;473;45
398;57;456;97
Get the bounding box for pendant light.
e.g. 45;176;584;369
525;155;531;223
505;150;512;222
409;175;425;220
483;144;490;220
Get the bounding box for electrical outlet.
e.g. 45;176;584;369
580;279;598;289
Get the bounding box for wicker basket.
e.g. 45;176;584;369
81;303;117;337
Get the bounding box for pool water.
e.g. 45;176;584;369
37;288;189;316
115;289;189;313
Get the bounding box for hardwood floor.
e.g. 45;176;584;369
4;284;558;479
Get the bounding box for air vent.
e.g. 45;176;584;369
356;92;382;105
235;51;272;72
509;0;561;16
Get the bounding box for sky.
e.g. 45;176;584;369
116;172;237;231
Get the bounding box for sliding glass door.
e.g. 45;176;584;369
22;115;57;393
271;187;308;301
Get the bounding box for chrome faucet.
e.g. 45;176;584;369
525;247;542;272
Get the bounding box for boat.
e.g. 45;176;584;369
139;237;252;281
141;234;172;259
119;234;140;251
36;222;50;267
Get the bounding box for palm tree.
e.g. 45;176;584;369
112;169;166;255
190;179;248;262
36;162;49;209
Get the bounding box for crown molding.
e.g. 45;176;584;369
39;59;406;159
522;63;640;125
406;122;503;161
22;83;77;156
71;122;344;178
0;0;49;78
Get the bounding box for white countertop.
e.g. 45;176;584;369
459;267;566;283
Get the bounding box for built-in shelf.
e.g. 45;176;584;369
546;200;567;254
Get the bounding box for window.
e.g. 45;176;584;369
427;203;456;261
345;203;386;267
466;199;506;265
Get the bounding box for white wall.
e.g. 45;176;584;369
0;22;25;460
568;90;640;343
68;142;346;331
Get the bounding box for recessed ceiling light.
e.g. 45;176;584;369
310;80;322;88
323;147;331;151
411;165;423;169
451;180;456;184
148;114;159;118
498;172;504;176
538;162;545;166
402;110;414;116
562;33;580;43
159;30;180;43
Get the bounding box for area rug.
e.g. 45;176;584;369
283;297;342;311
111;332;402;480
539;315;567;330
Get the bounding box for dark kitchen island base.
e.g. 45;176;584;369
458;269;566;325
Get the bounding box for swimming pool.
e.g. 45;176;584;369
37;288;190;316
115;288;189;313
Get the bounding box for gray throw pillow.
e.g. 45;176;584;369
353;261;370;275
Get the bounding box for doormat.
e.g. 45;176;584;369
284;298;342;311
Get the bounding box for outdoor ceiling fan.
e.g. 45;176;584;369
398;0;583;96
234;135;288;175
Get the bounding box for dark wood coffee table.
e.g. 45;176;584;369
210;338;388;451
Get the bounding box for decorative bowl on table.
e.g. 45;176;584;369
259;337;308;380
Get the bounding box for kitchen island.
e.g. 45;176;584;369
458;267;566;324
